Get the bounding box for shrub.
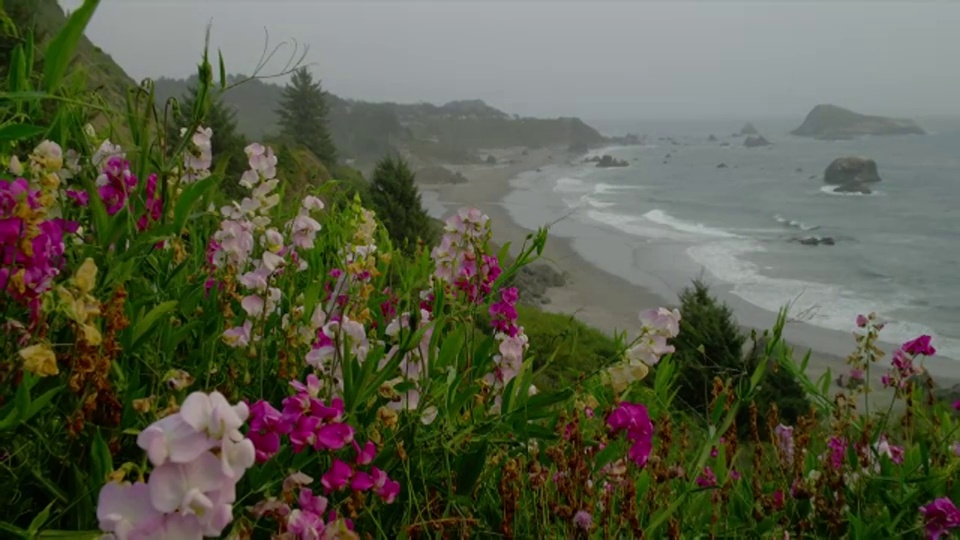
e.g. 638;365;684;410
672;280;810;435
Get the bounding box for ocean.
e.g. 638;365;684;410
501;117;960;362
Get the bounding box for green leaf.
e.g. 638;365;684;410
172;175;216;232
0;123;45;142
43;0;101;92
0;520;27;538
519;388;573;419
455;442;488;496
24;386;62;423
130;300;179;350
434;327;464;373
218;50;227;89
27;501;55;535
90;429;113;484
497;242;511;265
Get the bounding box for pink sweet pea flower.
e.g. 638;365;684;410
696;466;718;488
315;422;354;451
903;335;937;357
919;498;960;540
371;467;400;503
147;451;236;536
354;440;377;465
97;481;163;539
298;488;328;517
321;459;353;492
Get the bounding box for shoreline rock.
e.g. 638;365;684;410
824;156;881;194
792;104;925;140
744;135;771;148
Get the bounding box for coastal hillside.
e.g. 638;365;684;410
152;75;608;164
791;104;925;140
1;0;134;109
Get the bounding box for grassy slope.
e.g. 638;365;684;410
5;0;135;109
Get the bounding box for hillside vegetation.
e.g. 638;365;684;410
152;75;609;165
2;3;959;539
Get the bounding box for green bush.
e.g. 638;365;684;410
672;280;810;434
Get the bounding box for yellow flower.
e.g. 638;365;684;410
72;258;98;294
607;362;650;393
19;343;59;377
79;322;102;346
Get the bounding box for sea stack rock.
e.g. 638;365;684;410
792;104;925;140
596;155;629;168
744;135;771;148
824;157;881;194
740;122;759;135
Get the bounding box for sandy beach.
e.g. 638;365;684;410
418;147;960;399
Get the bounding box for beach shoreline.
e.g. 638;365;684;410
418;146;960;396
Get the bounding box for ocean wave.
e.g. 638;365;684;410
819;185;884;197
553;177;591;194
595;182;644;195
774;214;820;231
586;210;692;241
643;209;740;238
687;239;960;361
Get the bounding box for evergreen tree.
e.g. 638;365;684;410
173;86;248;198
369;156;435;253
276;67;337;167
671;280;809;438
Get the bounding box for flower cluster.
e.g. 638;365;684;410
882;335;936;389
484;287;529;405
247;375;355;460
380;308;435;414
253;472;358;539
97;391;255;538
607;308;681;392
1;141;82;322
606;402;655;468
215;143;326;349
919;497;960;540
431;207;500;303
180;127;213;184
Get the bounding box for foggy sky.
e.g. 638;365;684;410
60;1;960;121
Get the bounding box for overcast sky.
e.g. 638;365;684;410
60;1;959;121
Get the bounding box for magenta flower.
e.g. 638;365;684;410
65;189;89;206
607;402;655;468
919;498;960;540
953;400;960;411
247;400;282;463
315;422;354;451
772;489;785;510
827;436;847;470
696;466;718;488
573;510;593;531
903;335;937;357
856;314;868;328
321;459;353;492
137;173;162;231
96;155;138;215
371;467;401;503
354;440;377;465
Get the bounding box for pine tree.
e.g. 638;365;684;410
174;86;248;198
369;157;435;253
276;67;337;167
